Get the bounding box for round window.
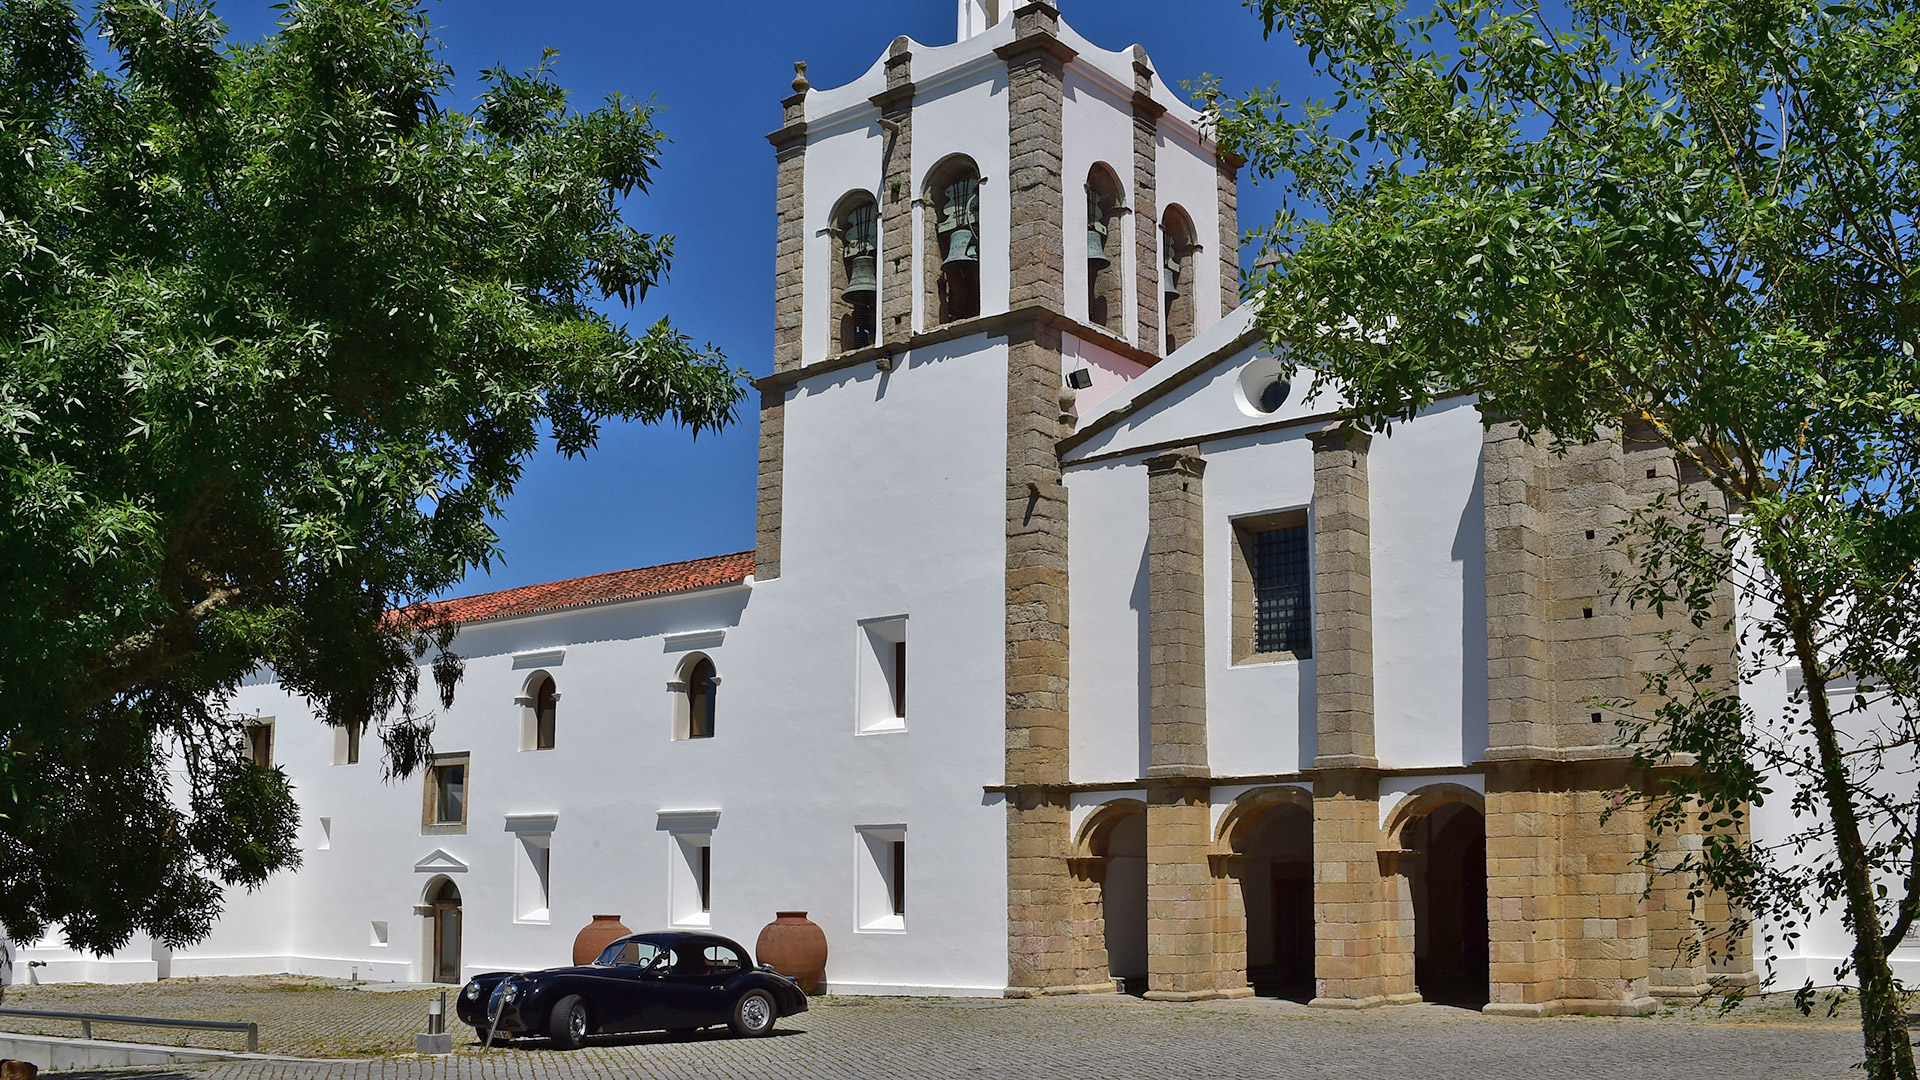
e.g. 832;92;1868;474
1257;378;1291;414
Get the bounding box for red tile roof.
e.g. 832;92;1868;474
412;551;754;626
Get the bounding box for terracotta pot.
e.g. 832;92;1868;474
756;911;828;993
572;914;631;966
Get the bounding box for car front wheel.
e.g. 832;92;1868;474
729;989;777;1038
547;995;589;1050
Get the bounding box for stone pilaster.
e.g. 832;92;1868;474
757;72;808;582
1144;783;1249;1000
1484;762;1566;1013
1129;49;1163;355
769;78;808;375
1481;417;1554;756
1003;316;1074;993
1549;434;1631;751
1308;427;1375;768
998;4;1072;313
1144;449;1207;777
1310;769;1416;1007
1216;150;1243;317
753;385;786;581
873;40;915;343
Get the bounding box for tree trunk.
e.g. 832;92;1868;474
1783;585;1918;1080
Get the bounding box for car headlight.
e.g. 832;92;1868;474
500;981;520;1002
463;981;481;1001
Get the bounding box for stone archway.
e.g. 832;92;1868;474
1216;787;1314;1001
1386;788;1488;1008
1072;800;1148;994
425;876;462;984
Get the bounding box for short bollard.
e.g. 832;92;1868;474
415;992;452;1055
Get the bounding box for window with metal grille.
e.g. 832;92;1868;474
1251;525;1312;656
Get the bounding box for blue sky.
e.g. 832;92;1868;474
204;1;1327;598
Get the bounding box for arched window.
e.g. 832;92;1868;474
1161;206;1198;353
672;654;720;740
832;192;879;353
923;156;982;324
1084;165;1125;332
687;658;717;739
534;675;557;750
519;671;559;751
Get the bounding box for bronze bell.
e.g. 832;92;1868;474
943;228;978;267
1086;190;1110;271
841;203;878;301
842;254;877;301
1162;244;1182;300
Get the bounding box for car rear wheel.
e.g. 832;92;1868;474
547;995;589;1050
729;989;777;1038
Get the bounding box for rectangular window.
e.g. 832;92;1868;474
1233;511;1313;662
422;754;470;833
332;720;363;766
515;834;551;923
891;840;907;916
370;921;389;947
857;617;909;734
244;721;274;768
669;833;713;928
856;825;907;932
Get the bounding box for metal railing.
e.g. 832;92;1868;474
0;1007;259;1053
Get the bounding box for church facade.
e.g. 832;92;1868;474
15;0;1900;1012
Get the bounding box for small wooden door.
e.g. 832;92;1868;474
1271;865;1314;994
432;901;462;984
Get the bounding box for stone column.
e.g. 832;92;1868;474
1311;769;1414;1007
757;72;808;582
1145;783;1246;1000
1308;427;1375;769
1002;316;1075;995
1145;449;1207;777
873;40;915;344
1137;449;1249;1001
1305;427;1411;1007
998;3;1072;313
1129;48;1163;354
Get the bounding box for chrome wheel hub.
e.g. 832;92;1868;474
742;995;771;1029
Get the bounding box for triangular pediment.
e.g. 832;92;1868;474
414;848;468;873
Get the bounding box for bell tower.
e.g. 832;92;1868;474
754;0;1244;996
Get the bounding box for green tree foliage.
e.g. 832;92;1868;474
1218;0;1918;1073
0;0;741;955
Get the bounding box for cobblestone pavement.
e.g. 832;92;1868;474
2;976;442;1057
2;978;1869;1079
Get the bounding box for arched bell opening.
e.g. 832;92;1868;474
923;156;982;325
1160;205;1197;353
831;190;880;353
1083;164;1125;332
423;876;463;985
1399;799;1489;1008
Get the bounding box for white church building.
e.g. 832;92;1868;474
16;0;1907;1013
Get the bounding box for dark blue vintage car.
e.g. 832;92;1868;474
455;931;808;1048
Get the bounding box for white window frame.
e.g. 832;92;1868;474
855;825;908;933
856;616;909;735
505;814;557;925
657;810;719;929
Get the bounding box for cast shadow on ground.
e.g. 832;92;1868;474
473;1027;806;1051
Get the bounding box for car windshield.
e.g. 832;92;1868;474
595;938;665;967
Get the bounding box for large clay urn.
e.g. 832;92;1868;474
755;911;827;993
572;914;631;966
